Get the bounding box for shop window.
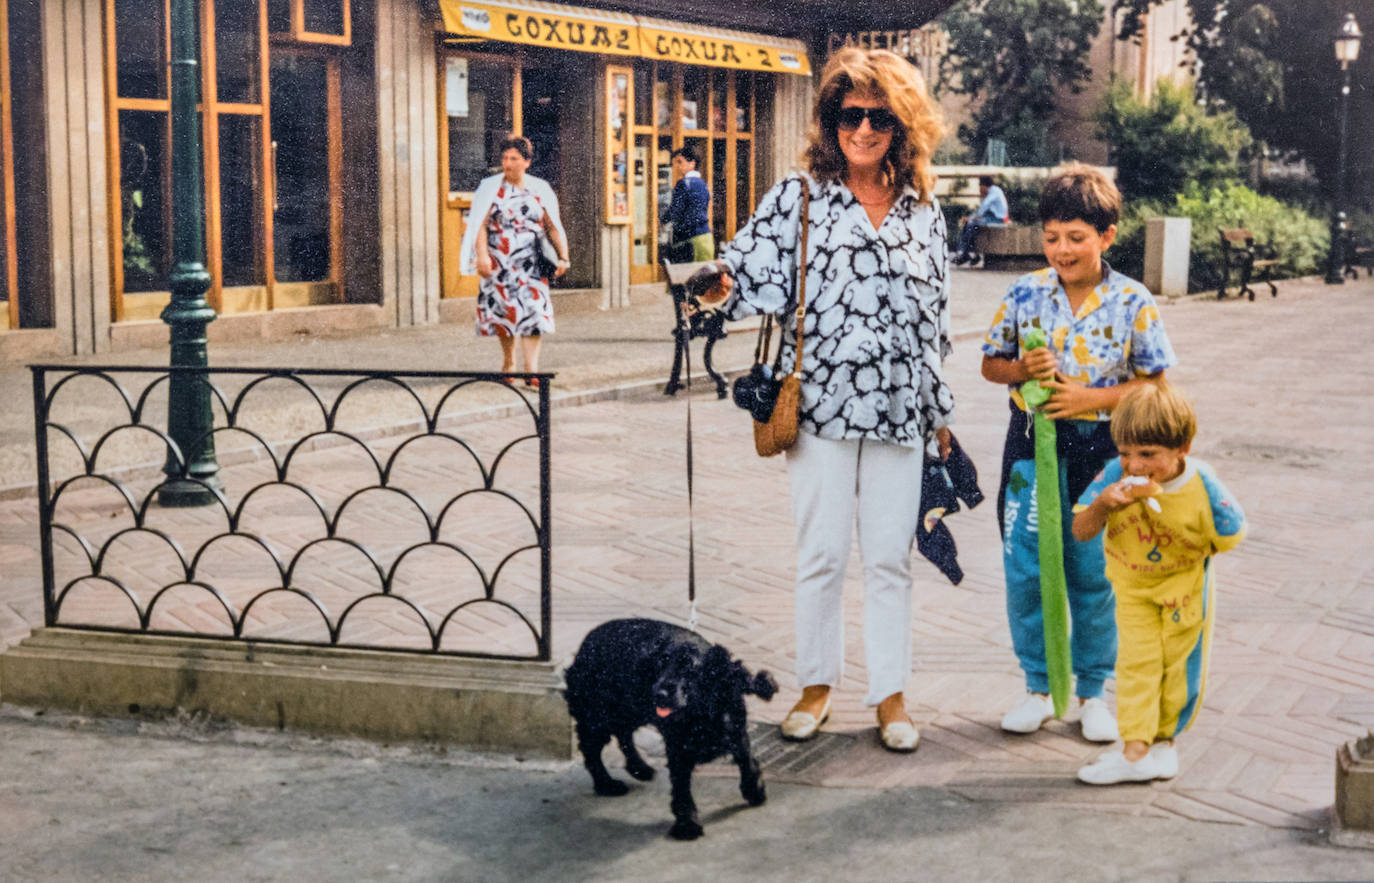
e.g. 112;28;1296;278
605;65;631;224
2;0;50;331
633;66;652;128
446;58;514;194
217;114;265;288
270;53;336;284
116;110;172;294
216;0;262;104
114;0;165;100
0;0;14;330
106;0;347;318
682;67;707;132
735;140;752;230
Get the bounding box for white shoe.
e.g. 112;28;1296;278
1001;693;1054;734
1149;742;1179;779
1077;749;1163;785
780;696;830;742
1079;697;1119;743
879;719;920;753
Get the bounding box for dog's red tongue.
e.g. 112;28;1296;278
655;707;673;718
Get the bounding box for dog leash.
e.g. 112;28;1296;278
678;287;700;632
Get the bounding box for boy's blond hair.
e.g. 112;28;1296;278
1111;381;1197;449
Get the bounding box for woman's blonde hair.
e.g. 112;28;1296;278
804;47;944;203
1111;381;1197;450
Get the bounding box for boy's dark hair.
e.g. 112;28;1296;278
978;175;995;187
1110;381;1197;450
1039;163;1121;233
672;146;698;166
499;134;534;161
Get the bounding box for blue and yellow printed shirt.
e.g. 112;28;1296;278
981;261;1177;420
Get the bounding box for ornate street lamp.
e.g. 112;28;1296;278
157;0;221;506
1325;13;1363;285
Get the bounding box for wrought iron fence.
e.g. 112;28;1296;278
30;365;553;660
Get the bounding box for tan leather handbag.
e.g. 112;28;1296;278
753;183;810;458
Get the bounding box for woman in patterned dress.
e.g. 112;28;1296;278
696;48;953;753
465;136;568;387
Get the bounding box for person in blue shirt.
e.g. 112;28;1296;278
953;175;1008;266
664;146;713;262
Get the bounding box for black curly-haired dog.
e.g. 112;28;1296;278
564;617;778;840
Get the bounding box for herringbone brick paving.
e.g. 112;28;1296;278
1;276;1371;831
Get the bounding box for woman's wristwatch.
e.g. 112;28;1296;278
556;257;570;269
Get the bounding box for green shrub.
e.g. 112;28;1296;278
1000;176;1046;225
1110;183;1329;293
1095;80;1251;204
941;201;972;239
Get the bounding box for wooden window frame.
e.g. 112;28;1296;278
285;0;351;47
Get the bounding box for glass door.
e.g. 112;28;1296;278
269;50;341;306
628;63;756;285
439;52;518;300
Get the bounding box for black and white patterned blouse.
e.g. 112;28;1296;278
719;174;954;448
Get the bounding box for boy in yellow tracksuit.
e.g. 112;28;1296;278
1071;382;1246;784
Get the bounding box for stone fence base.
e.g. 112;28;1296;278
0;629;573;758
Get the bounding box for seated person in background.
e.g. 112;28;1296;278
953;174;1009;266
663;146;714;263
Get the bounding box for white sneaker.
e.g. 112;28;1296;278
1079;697;1119;743
1001;693;1055;734
1077;749;1163;785
1149;742;1179;779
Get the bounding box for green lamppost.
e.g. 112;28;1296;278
157;0;221;506
1325;13;1364;285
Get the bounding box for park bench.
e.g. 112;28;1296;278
661;258;728;399
1217;225;1278;300
1343;229;1373;279
972;224;1042;270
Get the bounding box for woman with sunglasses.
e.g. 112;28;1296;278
695;47;954;753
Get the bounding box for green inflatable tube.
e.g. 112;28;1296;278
1020;328;1072;718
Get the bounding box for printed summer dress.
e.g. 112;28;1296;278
476;182;556;337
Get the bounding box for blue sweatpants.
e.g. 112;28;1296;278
997;406;1117;698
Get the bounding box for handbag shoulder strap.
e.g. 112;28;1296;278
791;176;811;377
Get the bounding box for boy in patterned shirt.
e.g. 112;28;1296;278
1073;382;1245;784
981;164;1177;742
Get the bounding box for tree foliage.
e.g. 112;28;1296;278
1094;79;1252;203
938;0;1105;166
1110;1;1374;209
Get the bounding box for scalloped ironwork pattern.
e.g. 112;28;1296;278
30;365;553;660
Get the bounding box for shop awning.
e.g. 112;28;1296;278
438;0;812;75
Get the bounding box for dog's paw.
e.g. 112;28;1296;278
742;782;767;806
626;761;655;782
593;778;630;797
668;817;704;840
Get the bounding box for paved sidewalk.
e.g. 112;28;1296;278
2;271;1373;880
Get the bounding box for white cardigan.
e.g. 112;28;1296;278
458;173;568;276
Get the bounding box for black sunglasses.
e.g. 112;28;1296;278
834;106;899;132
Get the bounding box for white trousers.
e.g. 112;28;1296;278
785;431;925;706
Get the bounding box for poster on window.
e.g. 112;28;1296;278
606;67;632;224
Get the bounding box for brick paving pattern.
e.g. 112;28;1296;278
2;276;1372;830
